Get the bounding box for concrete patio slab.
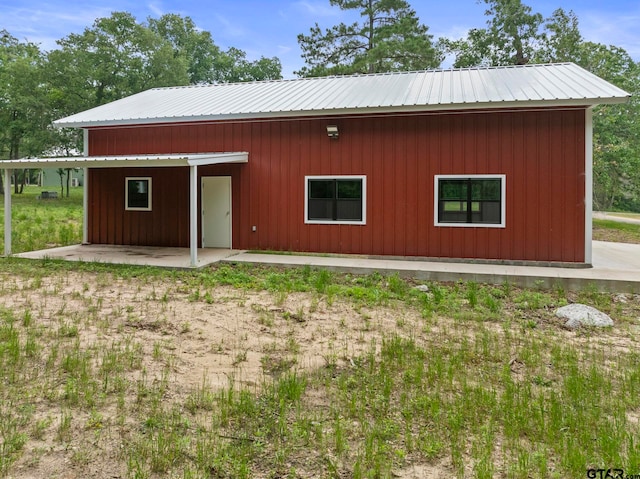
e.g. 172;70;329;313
223;241;640;293
10;241;640;292
14;244;245;269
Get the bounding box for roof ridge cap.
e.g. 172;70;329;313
149;63;579;92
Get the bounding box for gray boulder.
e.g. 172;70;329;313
555;304;613;329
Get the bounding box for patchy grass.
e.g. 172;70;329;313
0;259;639;478
0;185;83;254
593;219;640;244
1;191;639;477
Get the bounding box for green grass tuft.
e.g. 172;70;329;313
0;185;83;254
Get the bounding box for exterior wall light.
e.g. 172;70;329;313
326;125;339;139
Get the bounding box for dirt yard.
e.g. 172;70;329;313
1;265;639;478
2;268;428;478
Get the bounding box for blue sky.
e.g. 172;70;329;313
2;0;639;77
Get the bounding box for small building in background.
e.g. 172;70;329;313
38;168;84;188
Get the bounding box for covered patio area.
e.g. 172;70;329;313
2;151;248;266
14;244;244;269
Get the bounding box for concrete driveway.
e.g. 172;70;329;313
592;241;640;271
594;212;640;225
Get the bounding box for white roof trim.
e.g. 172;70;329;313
0;152;248;169
54;98;630;129
52;63;631;129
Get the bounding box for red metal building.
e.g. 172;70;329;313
5;63;630;266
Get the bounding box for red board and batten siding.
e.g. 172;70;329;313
87;108;586;263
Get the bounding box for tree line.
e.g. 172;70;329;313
1;0;639;210
0;12;282;194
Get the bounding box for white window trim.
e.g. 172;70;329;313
304;175;366;225
434;174;506;228
125;177;152;211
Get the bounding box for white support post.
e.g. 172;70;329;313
82;167;89;244
82;129;89;244
4;169;11;256
189;164;198;267
585;107;593;265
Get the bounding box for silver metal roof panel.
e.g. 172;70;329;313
54;63;631;128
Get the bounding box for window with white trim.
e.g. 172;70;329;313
305;176;366;224
125;177;152;211
434;175;505;227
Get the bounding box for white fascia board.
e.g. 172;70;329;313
52;97;631;129
1;157;188;169
2;152;249;169
0;158;97;169
187;152;248;166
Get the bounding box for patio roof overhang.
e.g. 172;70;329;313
0;151;249;169
2;151;249;267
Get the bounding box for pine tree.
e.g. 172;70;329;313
297;0;442;77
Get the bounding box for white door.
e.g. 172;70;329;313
201;176;232;248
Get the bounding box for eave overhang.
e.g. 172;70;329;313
0;152;249;169
52;97;632;129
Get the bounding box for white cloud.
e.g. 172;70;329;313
292;0;341;17
580;10;640;59
214;13;248;38
3;3;114;49
147;2;165;17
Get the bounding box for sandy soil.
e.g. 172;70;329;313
1;269;638;478
2;270;435;478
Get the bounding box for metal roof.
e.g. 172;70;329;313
54;63;630;128
1;152;248;169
